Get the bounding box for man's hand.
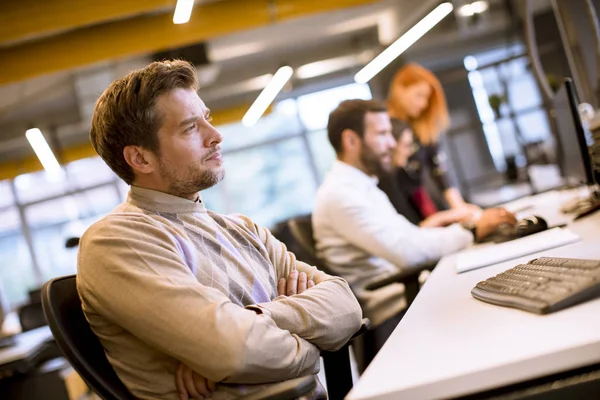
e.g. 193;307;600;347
474;208;517;240
278;270;315;296
176;363;216;400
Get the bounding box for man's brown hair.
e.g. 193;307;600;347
327;99;387;154
90;60;199;184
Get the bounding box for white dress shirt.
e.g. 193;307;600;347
312;160;473;324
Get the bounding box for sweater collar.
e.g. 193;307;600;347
128;186;206;214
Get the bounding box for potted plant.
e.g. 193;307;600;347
546;73;561;93
488;93;506;119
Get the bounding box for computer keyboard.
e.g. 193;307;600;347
471;257;600;314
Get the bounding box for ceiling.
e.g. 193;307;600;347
0;0;552;168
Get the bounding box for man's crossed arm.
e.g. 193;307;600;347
79;214;362;395
176;270;318;400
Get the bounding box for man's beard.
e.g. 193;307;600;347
160;160;225;199
360;142;390;177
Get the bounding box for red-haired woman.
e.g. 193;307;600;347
387;62;480;219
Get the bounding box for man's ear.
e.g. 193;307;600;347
341;129;361;154
123;145;155;175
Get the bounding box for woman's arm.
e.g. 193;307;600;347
444;187;467;209
444;187;483;213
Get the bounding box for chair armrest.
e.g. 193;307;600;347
317;320;370;400
350;318;371;341
244;376;316;400
363;262;436;291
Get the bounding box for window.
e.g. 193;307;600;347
517;110;552;143
200;184;228;215
308;129;336;182
471;43;525;66
26;196;83;229
0;181;14;208
66;157;117;189
297;82;372;180
465;45;552;171
32;223;80;281
297;83;372;131
14;169;70;204
28;185;121;281
219;99;302;152
73;185;122;218
220;137;316;228
0;207;38;307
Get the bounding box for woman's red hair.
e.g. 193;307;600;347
387;63;450;145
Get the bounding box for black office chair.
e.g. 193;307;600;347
42;275;136;400
286;214;434;371
42;275;363;400
18;301;47;332
287;214;432;309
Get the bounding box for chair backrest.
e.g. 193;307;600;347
287;215;344;279
41;275;135;400
287;215;322;263
18;301;47;332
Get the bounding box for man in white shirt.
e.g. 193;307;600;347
312;99;516;326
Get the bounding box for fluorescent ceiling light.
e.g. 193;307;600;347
207;74;273;100
296;55;361;80
463;55;478;71
208;42;267;62
25;128;62;175
173;0;195;24
457;1;489;17
354;2;454;84
242;66;293;127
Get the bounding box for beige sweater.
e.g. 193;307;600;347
77;186;362;400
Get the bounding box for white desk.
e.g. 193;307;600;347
0;326;53;368
348;189;600;400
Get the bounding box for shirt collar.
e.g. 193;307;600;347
128;186;207;214
330;160;379;187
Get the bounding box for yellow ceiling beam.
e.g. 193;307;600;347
0;0;379;86
0;0;173;45
0;103;268;181
275;0;377;20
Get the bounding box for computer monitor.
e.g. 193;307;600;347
552;78;596;186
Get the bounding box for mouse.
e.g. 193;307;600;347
514;215;548;238
484;215;548;243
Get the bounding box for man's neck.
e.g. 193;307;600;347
132;180;199;202
337;156;373;177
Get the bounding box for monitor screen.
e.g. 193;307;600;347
552;78;595;185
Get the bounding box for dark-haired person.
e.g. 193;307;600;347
79;60;362;400
312;100;516;327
